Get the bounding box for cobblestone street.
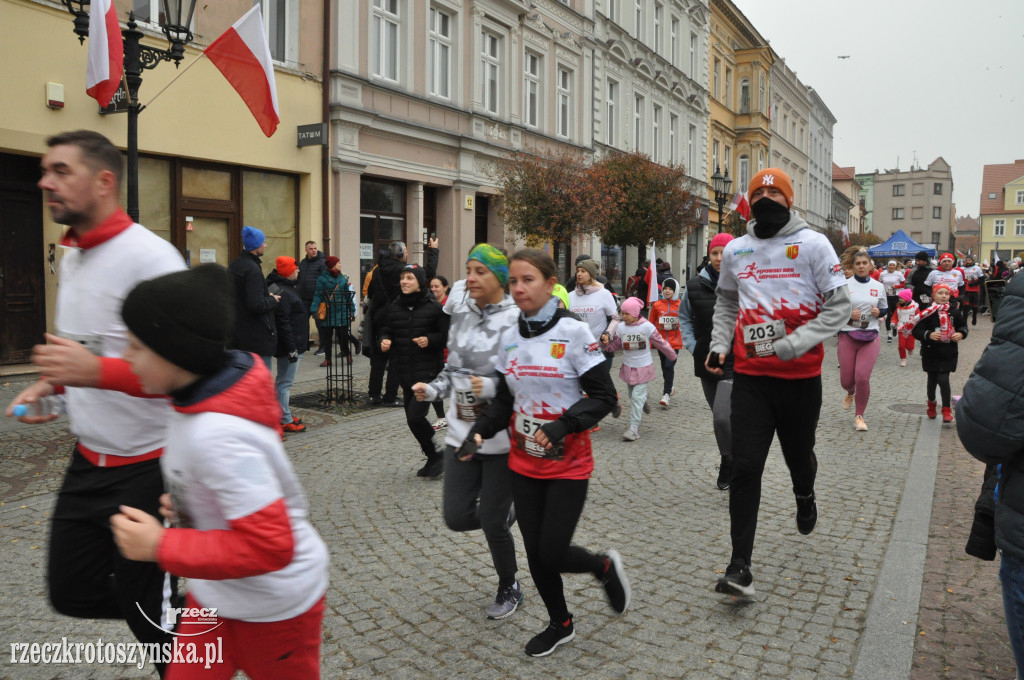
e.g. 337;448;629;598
0;319;1012;679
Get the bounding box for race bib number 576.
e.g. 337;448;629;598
742;319;785;358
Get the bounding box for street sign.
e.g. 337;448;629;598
297;123;327;147
98;82;130;115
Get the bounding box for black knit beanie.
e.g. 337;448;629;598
403;264;427;291
122;264;233;375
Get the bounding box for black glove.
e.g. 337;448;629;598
288;350;299;363
455;434;480;461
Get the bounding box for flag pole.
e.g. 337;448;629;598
141;54;206;110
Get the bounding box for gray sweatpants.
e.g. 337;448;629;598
700;377;733;461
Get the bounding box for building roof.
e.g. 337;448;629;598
954;215;979;234
980;160;1024;215
832;163;856;181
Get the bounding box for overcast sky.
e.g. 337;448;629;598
734;0;1023;217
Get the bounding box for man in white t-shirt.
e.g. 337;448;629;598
6;130;185;674
706;168;851;599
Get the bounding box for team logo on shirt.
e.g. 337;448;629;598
733;248;754;258
550;342;566;359
832;263;843;275
737;263;761;283
786;245;800;260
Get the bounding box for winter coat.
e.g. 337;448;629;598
227;251;277;356
296;252;326;304
957;274;1024;561
368;248;438;342
909;264;936;305
380;289;450;385
680;268;734;380
910;306;968;373
267;272;309;357
309;270;354;328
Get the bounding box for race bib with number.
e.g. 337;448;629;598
514;412;564;460
622;332;648;351
452;374;484;422
884;285;895;296
742;319;786;358
658;316;679;331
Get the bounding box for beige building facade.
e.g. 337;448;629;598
0;0;326;365
869;158;954;251
978;159;1024;265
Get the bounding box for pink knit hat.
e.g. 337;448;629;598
709;232;734;252
620;297;644;318
897;288;913;302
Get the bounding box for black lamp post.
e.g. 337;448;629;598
62;0;198;222
711;164;732;234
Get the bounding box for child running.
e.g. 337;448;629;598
601;297;677;441
109;264;330;679
893;288;919;367
908;282;968;422
647;278;683;408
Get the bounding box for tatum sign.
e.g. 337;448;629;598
297;123;326;147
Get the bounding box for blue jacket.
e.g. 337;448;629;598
310;270;354;328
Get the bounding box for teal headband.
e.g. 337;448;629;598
467;244;509;285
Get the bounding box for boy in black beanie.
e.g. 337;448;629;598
110;264;330;678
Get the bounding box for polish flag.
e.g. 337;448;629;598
645;242;659;308
204;5;280;137
727;191;750;220
86;0;123;107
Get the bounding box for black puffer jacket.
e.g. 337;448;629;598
379;289;449;385
957;274;1024;560
911;306;968;373
227;251;277;356
910;264;935;305
267;271;309;357
683;269;734;380
297;252;325;304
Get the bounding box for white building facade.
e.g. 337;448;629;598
768;56;810;220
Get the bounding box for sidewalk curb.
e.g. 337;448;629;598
852;416;942;680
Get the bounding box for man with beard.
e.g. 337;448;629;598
706;168;851;599
6;130;183;675
909;251;936;306
298;240;327;354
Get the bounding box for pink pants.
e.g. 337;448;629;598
898;332;916;359
838;332;881;417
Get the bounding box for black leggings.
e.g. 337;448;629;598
927;371;952;407
403;388;438;457
885;296;899;332
512;473;605;623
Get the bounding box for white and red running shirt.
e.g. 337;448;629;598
718;229;847;379
493;317;605;480
923;268;965;296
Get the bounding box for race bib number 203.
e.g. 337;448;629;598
742;319;785;358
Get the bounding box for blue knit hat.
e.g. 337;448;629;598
242;225;265;251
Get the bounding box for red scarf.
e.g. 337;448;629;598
907;302;950;337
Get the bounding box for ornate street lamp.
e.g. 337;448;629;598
61;0;198;222
711;165;732;234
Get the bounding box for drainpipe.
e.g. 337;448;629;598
321;0;331;254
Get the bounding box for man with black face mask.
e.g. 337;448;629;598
705;168;852;599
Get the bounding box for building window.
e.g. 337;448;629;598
713;57;720;99
668;113;677;164
912;207;923;219
1017;190;1024;204
372;0;399;81
481;30;500;114
524;52;541;128
912;183;924;196
688;123;696;173
652;105;661;162
893;208;905;219
428;7;451;99
256;0;293;62
724;146;730;176
670;16;679;66
1017;218;1024;236
759;74;765;113
893;184;905;196
738;155;749;191
556;66;572;138
606;79;617;145
995;219;1005;236
934;183;943;195
634;0;643;41
933;206;942;219
724;68;732;108
989;192;998;199
607;0;617;22
931;231;941;244
739;79;750;113
634;94;644;151
689;32;697;78
653;3;662;54
712;140;719;173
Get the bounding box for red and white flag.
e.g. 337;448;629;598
86;0;123;107
204;5;280;137
727;191;750;221
645;242;659;308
